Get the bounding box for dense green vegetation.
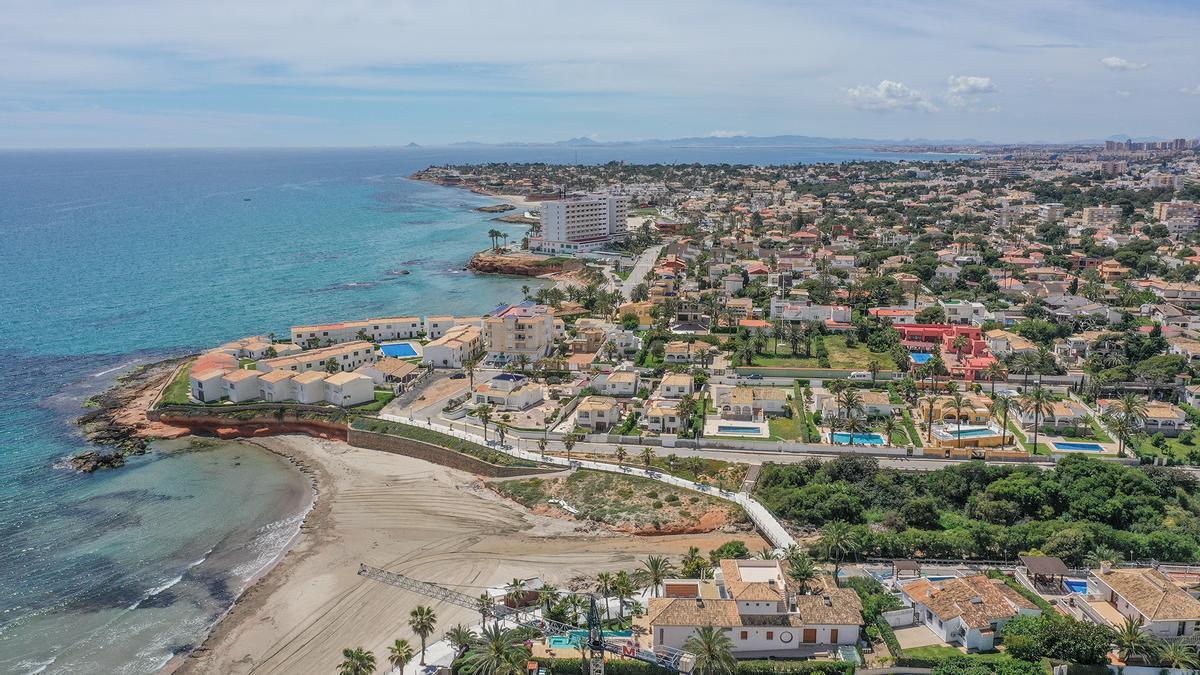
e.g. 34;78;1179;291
756;455;1200;563
352;418;540;467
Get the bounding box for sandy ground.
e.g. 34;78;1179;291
173;435;764;675
491;193;543;210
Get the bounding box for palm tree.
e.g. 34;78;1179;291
1156;641;1199;670
1014;351;1040;388
388;639;416;673
951;334;969;361
881;416;899;446
1113;615;1155;663
562;433;577;462
683;626;737;675
990;396;1013;445
595;572;614;619
866;358;882;385
504;578;527;608
339;647;377;675
476;404;493;441
843;414;868;446
1018;385;1054;454
461;624;529;675
949;391;968;444
638;555;676;597
785;551;817;594
612;570;636;620
476;593;495;622
408;605;437;665
614;445;628;467
445;626;476;657
819;521;860;581
641;447;654;469
984;361;1007;395
1103;392;1149;456
536;437;548;458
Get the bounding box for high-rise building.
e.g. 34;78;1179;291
530;193;629;254
1038;203;1065;224
1082;205;1123;228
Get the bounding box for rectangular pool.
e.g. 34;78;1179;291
380;342;418;358
910;353;933;364
832;432;886;445
952;427;999;439
718;425;763;434
1064;579;1088;594
1053;441;1104;452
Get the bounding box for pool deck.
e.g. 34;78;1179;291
380;340;424;359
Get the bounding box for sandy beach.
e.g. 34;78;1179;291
173;435;764;674
490;193;543;210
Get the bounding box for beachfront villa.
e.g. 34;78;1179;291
643;559;863;657
188;366;375;407
421;324;484;369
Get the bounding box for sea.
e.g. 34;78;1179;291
0;145;971;673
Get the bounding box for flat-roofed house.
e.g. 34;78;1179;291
643;559;862;657
258;369;296;402
290;316;422;346
323;371;375;407
575;396;622;432
1089;566;1200;639
221;369;261;403
292;371;328;404
899;575;1040;651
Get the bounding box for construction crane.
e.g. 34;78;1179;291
358;563;695;674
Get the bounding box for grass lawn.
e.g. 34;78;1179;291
160;360;194;405
768;412;804;441
902;410;923;448
1006;419;1052;455
351;390;396;412
751;336;897;370
238;358;257;370
1135;434;1200;463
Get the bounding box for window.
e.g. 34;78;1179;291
766;632;773;640
739;631;747;640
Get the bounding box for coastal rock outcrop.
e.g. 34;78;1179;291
467;251;574;277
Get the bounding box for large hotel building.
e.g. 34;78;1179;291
531;193;629;254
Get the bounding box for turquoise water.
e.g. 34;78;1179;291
0;146;972;673
548;630;633;648
380;342;419;358
716;425;763;434
1054;441;1104;452
950;428;999;438
909;353;932;364
1064;579;1089;594
832;432;886;445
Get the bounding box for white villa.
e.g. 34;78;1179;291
899;575;1040;652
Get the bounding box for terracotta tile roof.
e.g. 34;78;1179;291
901;575;1035;630
1097;568;1200;621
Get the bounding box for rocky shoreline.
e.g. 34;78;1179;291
467;250;575;277
71;356;191;472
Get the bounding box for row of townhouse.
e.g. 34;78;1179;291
191;367;375;407
289;315;489;347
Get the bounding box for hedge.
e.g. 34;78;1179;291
874;616;903;660
984;570;1054;612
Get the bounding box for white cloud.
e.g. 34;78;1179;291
705;130;748;138
1101;56;1148;71
1182;85;1200;95
946;75;998;107
845;80;938;113
1115;89;1132;97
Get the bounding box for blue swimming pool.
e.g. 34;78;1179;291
548;630;633;649
951;427;999;438
1064;579;1088;594
910;353;933;364
832;432;886;445
380;342;418;358
1054;441;1104;452
717;425;764;434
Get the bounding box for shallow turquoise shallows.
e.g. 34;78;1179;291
0;146;974;673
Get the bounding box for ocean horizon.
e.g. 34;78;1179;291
0;145;972;672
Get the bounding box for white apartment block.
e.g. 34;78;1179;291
291;316;422;346
1038;202;1065;224
1082;205;1122;228
422;324;484;369
531;193;629;254
769;297;851;324
257;341;378;374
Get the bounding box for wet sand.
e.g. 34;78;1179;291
172;435;764;674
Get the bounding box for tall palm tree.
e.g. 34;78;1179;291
819;521;860;581
461;624;529;675
388;639;416;673
843;414;868;446
989;396;1013;446
638;555;676;597
536;437;548;458
1018;385;1055;454
949;391;968;444
339;647;377;675
1113;615;1155;663
1014;351;1041;388
562;433;577;462
476;404;493;441
1103;392;1149;456
984;361;1007;395
614;445;628;467
445;626;476;657
595;572;614;620
641;447;655;469
683;626;737;675
866;358;882;385
476;593;495;623
881;416;899;446
408;605;437;665
612;570;636;620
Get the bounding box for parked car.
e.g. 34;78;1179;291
449;372;466;379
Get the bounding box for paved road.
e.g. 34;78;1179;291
615;243;666;297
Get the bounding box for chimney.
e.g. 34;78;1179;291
1100;561;1112;574
823;595;832;607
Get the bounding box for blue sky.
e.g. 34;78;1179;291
2;0;1199;148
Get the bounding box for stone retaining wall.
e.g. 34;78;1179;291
347;428;559;478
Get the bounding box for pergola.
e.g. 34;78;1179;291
893;559;921;579
1020;555;1069;587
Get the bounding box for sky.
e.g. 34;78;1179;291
2;0;1199;148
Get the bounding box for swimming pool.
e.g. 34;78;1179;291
718;425;763;434
950;427;999;438
380;342;418;358
1064;579;1088;594
548;630;633;649
1053;441;1104;452
832;432;886;445
910;353;933;364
